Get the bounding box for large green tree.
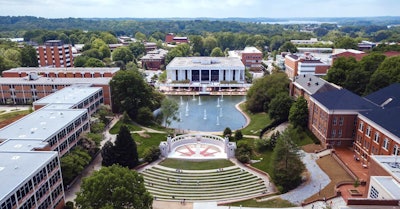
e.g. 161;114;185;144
268;93;293;121
289;96;309;129
109;69;163;119
246;72;289;113
114;125;139;168
75;164;152;209
272;129;305;193
20;45;38;67
112;46;134;64
160;98;179;128
210;47;224;57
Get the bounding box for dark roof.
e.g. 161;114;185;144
364;83;400;109
293;74;339;95
287;54;298;59
360;107;400;138
312;88;377;110
300;59;323;63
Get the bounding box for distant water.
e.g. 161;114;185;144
261;20;337;25
167;95;246;132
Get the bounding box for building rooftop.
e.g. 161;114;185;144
0;139;48;152
364;83;400;109
0;76;112;85
293;74;340;95
242;47;262;54
0;151;58;201
33;85;102;106
141;49;168;60
3;67;120;74
371;176;400;199
167;57;244;70
332;49;365;56
41;104;75;110
359;107;400;139
0;108;87;142
371;155;400;183
311;89;377;111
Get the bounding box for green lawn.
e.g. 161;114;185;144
226;197;296;208
0;110;31;122
133;132;168;158
109;120;143;134
239;102;271;136
159;159;234;170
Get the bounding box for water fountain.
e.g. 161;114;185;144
179;112;182;122
192;94;196;101
185;102;189;116
168;95;246;132
217;98;220;107
220;93;224;102
198;96;202;105
216;116;220;126
180;96;184;105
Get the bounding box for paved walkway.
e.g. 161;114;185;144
280;151;331;205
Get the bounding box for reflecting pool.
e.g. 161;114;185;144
167;95;246;132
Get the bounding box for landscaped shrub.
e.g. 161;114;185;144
143;146;161;163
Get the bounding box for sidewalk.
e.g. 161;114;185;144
64;115;120;203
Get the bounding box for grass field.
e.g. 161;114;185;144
133;132;168;158
239;102;271;136
109;120;143;134
159;158;234;170
304;155;354;203
226;197;296;208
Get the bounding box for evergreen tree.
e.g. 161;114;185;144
101;141;116;167
272;129;305;193
114;125;139;169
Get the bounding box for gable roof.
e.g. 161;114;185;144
293;74;340;95
311;88;377;110
364;83;400;109
359;107;400;138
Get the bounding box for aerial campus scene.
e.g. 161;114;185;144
0;0;400;209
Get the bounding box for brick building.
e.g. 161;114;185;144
285;53;330;80
36;40;73;68
165;33;188;44
2;67;119;78
140;49;168;70
308;89;377;147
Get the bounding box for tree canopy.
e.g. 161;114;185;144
289;96;309;129
160;98;179;128
109;69;163;120
246;72;290;113
75;164;152;209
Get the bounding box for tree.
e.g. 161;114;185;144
61;147;91;185
112;46;134;64
203;36;218;56
101;141;116;167
334;36;358;49
109;69;163;119
190;35;204;55
246;72;289;113
75;165;153;209
279;41;297;53
84;58;105;67
210;47;224;57
137;107;154;126
20;45;38;67
74;56;89;67
234;130;243;140
134;32;147;42
268;93;293;121
161;98;179;128
114;125;139;168
289;96;309;129
128;42;146;58
272;129;305;193
143;146;161;163
165;47;183;64
223;127;232;137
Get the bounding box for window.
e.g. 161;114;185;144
369;186;379;198
332;129;336;137
338;129;342;137
358;122;364;131
339;117;344;126
373;133;380;143
383;138;389;150
366;126;371;137
333;117;337;126
393;145;400;155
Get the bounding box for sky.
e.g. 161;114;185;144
0;0;399;19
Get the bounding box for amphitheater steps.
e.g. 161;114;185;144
140;164;268;202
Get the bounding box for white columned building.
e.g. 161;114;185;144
166;57;245;84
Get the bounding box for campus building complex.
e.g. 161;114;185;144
228;47;263;71
140;49;168;70
165;33;189;44
36;40;73;68
285;54;330;80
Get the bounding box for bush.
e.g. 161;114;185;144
64;201;74;209
234;130;243;140
137;107;154;126
223;127;232;137
235;141;253;163
143;146;161;163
